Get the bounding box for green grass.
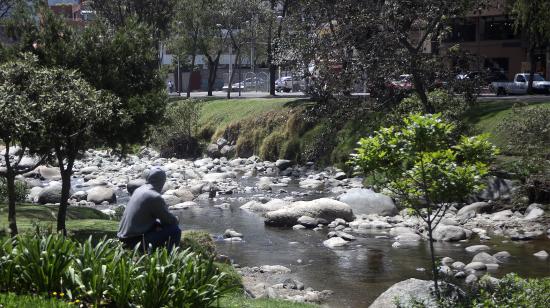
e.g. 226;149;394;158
466;100;550;148
0;293;73;308
200;98;301;131
0;203;119;237
220;293;317;308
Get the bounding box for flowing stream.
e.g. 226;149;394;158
168;177;550;307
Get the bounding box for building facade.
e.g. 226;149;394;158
442;0;550;80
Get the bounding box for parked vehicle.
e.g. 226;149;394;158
275;76;293;92
389;74;413;90
222;77;266;92
490;73;550;95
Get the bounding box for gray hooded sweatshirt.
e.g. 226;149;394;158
117;167;178;239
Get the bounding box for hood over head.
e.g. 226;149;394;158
146;167;166;193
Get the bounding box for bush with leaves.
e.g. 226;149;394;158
152;99;204;159
349;113;498;298
0;178;27;204
0;233;238;306
500;104;550;203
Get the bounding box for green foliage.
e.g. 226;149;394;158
0;292;73;308
0;234;237;307
152;99;204;159
0;178;27;203
350;113;497;208
260;130;287;161
471;274;550;307
15;234;76;293
180;230;216;259
395;90;472;132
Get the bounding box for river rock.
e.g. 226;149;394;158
224;229;243;238
79;166;99;174
464;261;487;272
202;172;235;183
432;225;469;241
533;250;549;258
71;190;87;201
275;159;292;170
127;179;146;195
323;237;349;249
283;278;305;291
257;177;274;190
299;179;324;190
259;265;291;274
28;187;43;203
38;166;61;181
465;274;478;284
452;262;466;270
338;188;397;216
475;176;515;201
206;144;221;158
298;216;324;228
162;194;181;206
472;252;499;265
492;210;513;220
37;184;64;204
457;202;490;217
369;278;438;308
169;201;197;210
241;199;289;213
86;186;116;204
524;207;544;220
173;188;194;202
395;233;421;242
493;251;511;262
220;145;235;157
465;245;490;253
264;198;354;227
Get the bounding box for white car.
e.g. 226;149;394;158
223;77;266;92
491;73;550;95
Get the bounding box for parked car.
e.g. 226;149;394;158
389;74;413;90
490;73;550;95
223;77;266;92
275;76;293;92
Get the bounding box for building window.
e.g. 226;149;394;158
483;17;518;40
484;57;509;76
447;22;476;42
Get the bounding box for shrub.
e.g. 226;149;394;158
500;105;550;203
0;233;236;307
152;99;204;159
180;230;216;259
260;130;287;161
0;178;28;203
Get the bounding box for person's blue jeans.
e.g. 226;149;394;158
143;224;182;252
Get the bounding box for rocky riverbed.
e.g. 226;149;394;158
4;146;550;307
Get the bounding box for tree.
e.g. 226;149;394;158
349;113;497;298
33;66;121;234
10;5;166;153
0;54;49;236
509;0;550;94
169;0;208;97
0;0;15;19
266;0;293;96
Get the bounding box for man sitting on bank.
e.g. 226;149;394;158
118;167;181;252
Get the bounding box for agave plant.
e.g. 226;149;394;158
108;245;146;308
66;237;118;305
16;234;76;293
0;237;18;292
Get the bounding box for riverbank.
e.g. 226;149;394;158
2;144;549;306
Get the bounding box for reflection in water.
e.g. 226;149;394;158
172;181;550;308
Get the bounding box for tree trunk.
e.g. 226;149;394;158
187;53;196;98
267;16;276;96
427;219;441;300
528;49;536;95
6;172;18;237
411;72;434;113
227;49;241;100
57;168;72;235
207;56;220;97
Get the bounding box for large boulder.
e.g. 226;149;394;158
432;225;469;241
37;184;64;204
457;202;490;217
275;159;292;170
127;179;146;195
370;279;438;308
264;198;355;227
206;144;221;158
86;186;116;204
298;179;325;190
472;252;499;265
473;176;516;201
241;199;289;213
338;188;397;216
38;166;61;181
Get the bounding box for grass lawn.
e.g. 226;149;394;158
0;293;73;308
199;98;303;130
0;203;119;238
466;99;550;148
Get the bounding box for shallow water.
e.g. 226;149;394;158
171;180;550;307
